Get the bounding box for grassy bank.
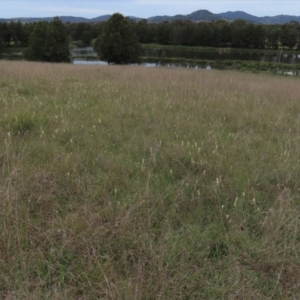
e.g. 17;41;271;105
140;56;300;75
1;61;300;299
1;47;25;60
142;43;300;55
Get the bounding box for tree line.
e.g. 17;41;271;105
1;18;300;50
1;16;300;63
133;19;300;50
0;18;71;62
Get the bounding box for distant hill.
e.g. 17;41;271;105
217;11;260;23
148;10;220;22
90;15;112;22
218;11;300;24
259;15;300;24
0;16;110;23
1;10;300;24
189;10;221;22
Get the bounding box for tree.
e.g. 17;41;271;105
231;19;247;48
44;17;71;62
0;24;5;56
95;13;141;64
155;22;172;45
0;22;11;47
24;21;49;61
265;25;280;49
194;22;213;47
0;37;3;57
81;31;93;45
170;20;184;46
280;22;299;49
8;21;27;46
181;21;196;46
134;19;153;44
25;17;70;62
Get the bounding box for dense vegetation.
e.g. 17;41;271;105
1;18;300;53
1;61;300;299
0;21;32;48
94;13;141;64
24;17;70;63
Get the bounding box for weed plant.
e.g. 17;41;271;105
0;61;300;299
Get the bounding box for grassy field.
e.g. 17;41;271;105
1;61;300;299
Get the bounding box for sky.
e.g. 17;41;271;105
1;0;299;19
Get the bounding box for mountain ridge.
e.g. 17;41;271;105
1;9;300;24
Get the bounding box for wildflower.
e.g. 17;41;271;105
234;197;238;207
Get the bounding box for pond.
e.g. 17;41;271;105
70;47;300;75
73;59;213;70
70;47;300;65
70;47;97;57
143;48;300;64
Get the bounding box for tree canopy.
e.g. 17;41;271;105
25;17;70;62
0;38;3;57
1;17;300;54
95;13;141;64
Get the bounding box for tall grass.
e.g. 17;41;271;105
1;61;300;299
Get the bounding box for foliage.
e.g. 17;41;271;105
95;13;141;64
134;19;155;44
0;22;9;47
280;21;300;49
265;25;281;49
25;17;70;62
1;17;300;53
0;21;32;47
0;37;2;57
24;22;48;61
65;22;101;46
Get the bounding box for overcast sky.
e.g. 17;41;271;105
1;0;299;19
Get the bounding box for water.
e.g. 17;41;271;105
70;47;300;75
69;47;213;68
70;47;97;57
73;59;213;70
73;60;107;65
143;48;300;64
70;47;300;65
